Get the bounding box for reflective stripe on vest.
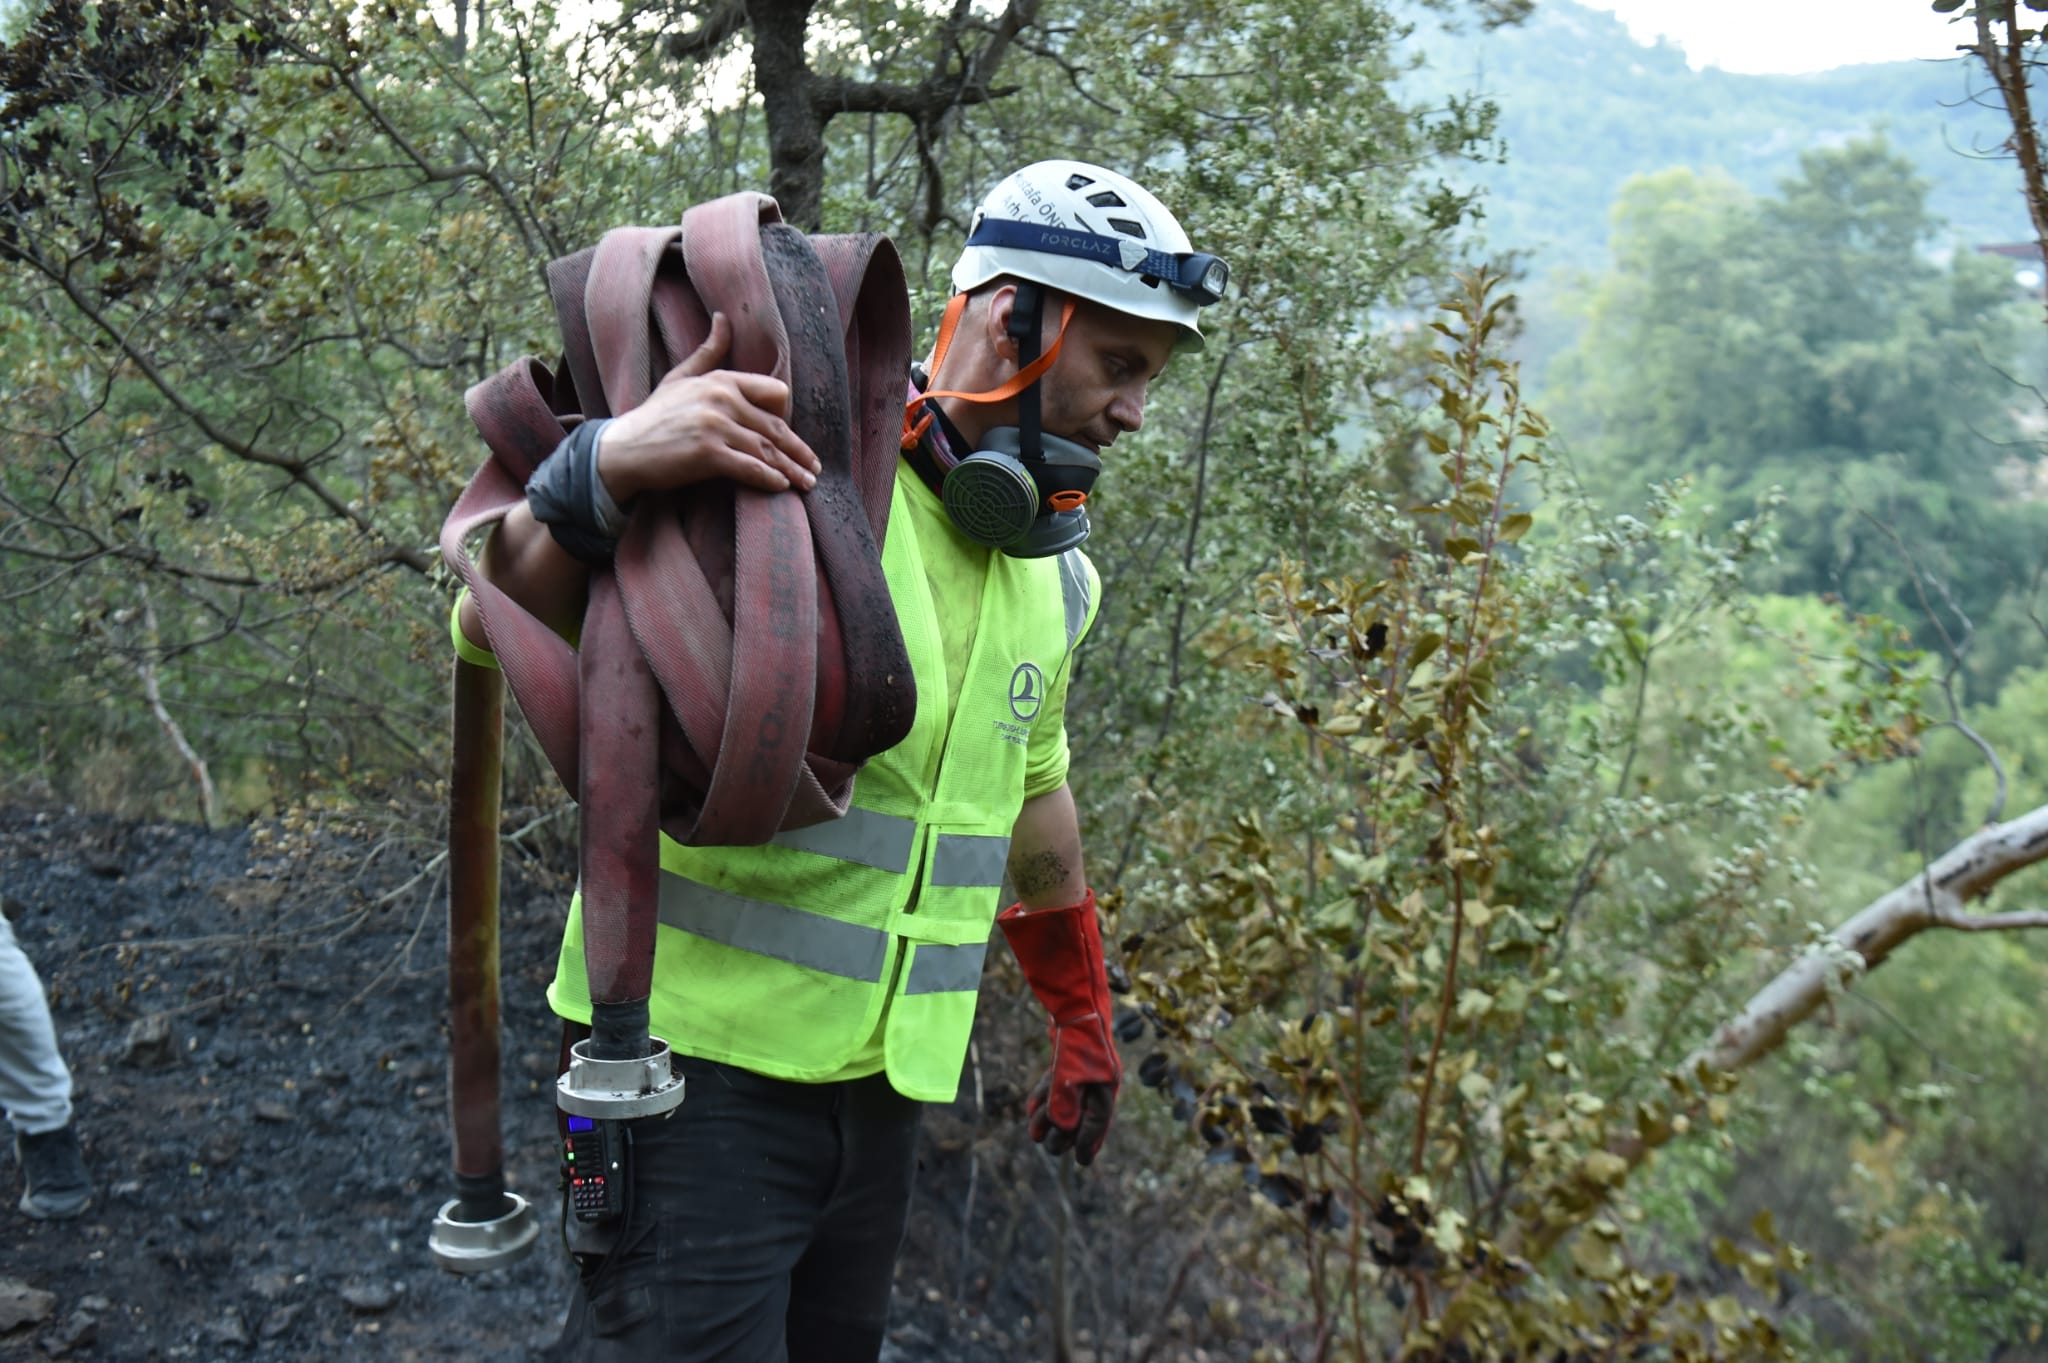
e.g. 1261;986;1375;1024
930;834;1010;887
767;810;1013;887
657;819;1011;993
904;940;990;994
769;805;917;874
659;876;888;982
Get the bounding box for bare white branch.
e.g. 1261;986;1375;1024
1689;802;2048;1076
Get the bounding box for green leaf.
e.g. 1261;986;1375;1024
1571;1232;1622;1281
1430;1207;1468;1259
1740;1249;1779;1292
1579;1149;1628;1186
1327;845;1386;882
1311;898;1356;931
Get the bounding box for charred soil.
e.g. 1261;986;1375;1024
0;806;1093;1362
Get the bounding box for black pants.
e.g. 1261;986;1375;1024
553;1053;925;1363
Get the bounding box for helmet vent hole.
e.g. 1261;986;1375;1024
1107;217;1146;239
1065;174;1096;190
1087;190;1128;209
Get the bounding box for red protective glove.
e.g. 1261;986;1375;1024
996;890;1122;1165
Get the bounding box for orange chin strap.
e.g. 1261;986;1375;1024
901;294;1077;452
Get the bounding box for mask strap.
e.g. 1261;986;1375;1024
901;294;1076;451
1010;281;1044;465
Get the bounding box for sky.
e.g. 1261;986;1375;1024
1580;1;1968;76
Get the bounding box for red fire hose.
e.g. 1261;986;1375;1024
429;194;917;1266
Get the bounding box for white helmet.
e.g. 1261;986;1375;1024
950;160;1227;351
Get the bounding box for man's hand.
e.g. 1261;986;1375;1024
597;312;823;502
997;890;1122;1165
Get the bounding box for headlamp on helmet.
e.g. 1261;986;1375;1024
961;218;1231;308
950;160;1221;349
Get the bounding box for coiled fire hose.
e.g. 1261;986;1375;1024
428;193;917;1270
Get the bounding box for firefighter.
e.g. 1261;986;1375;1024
456;161;1226;1362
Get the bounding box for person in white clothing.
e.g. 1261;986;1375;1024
0;910;92;1220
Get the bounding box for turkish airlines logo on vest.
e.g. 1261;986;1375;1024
994;662;1043;749
1008;662;1045;721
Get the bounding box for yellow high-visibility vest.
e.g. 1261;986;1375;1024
546;462;1099;1101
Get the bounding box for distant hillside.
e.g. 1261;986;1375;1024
1408;1;2032;275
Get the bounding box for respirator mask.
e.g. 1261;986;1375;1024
901;282;1097;559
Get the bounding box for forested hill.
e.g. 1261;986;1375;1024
1413;0;2031;272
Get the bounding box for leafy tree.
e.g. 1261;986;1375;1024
12;4;2048;1359
1110;273;1811;1359
0;0;646;818
1542;137;2042;686
1103;264;2048;1359
0;4;1517;1353
0;0;1515;826
1424;0;2032;283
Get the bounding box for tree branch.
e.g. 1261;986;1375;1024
130;592;220;828
1928;905;2048;932
958;0;1041;105
664;0;747;61
252;7;550;267
3;244;430;574
1689;801;2048;1077
1511;802;2048;1265
1008;32;1121;115
795;0;1041;230
1109;345;1237;888
806;73;1020;120
0;533;413;592
1859;507;2008;822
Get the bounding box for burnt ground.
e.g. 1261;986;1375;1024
0;805;1133;1362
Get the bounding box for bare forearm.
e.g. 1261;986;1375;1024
1008;783;1088;909
457;503;590;648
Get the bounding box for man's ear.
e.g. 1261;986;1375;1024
985;284;1021;370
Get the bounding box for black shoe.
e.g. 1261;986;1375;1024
16;1125;92;1220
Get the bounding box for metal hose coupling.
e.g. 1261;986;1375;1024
429;1176;541;1274
557;999;688;1121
